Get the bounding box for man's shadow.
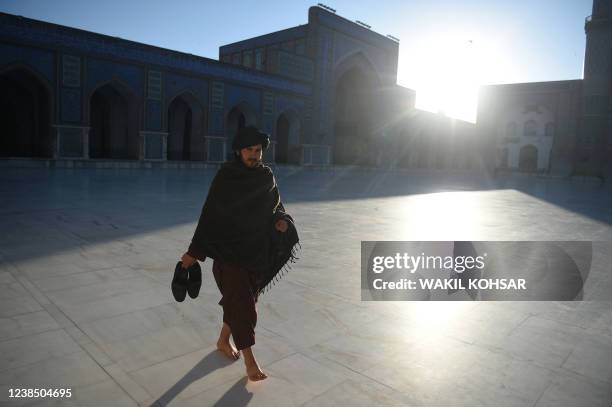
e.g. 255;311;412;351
150;350;254;407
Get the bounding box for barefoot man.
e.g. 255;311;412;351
181;125;298;381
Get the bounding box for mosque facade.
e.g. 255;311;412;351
0;6;417;168
0;1;610;177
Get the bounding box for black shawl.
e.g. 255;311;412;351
187;159;300;296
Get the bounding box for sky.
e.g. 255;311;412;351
1;0;593;122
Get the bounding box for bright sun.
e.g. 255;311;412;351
397;31;516;123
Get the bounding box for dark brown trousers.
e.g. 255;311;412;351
211;259;259;350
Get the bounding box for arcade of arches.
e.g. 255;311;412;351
2;67;474;169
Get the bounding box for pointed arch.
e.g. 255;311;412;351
167;91;207;161
87;79;140;159
0;64;54;158
332;52;382;166
225;101;258;161
333;51;382;87
274;108;301;164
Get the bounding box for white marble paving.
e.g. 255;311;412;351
0;167;611;406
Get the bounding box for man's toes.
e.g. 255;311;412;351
249;372;267;381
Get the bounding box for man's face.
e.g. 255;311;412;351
239;144;263;168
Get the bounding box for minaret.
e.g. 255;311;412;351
579;0;612;177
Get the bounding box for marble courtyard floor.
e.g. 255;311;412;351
0;166;611;406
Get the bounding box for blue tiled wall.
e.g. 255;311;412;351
165;72;209;107
226;84;261;112
60;87;81;123
0;43;55;83
86;57;143;97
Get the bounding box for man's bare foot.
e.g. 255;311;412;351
246;361;268;381
216;323;239;360
242;346;267;381
217;340;240;360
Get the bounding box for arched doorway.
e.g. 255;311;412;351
168;97;191;160
227;107;246;137
89;82;138;159
519;145;538;172
275;110;301;164
333;64;378;166
0;66;53;158
167;93;205;161
226;103;257;160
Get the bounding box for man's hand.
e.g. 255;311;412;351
181;253;197;269
275;219;288;233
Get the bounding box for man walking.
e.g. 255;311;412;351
180;126;298;381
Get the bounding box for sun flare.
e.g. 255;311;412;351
398;31;517;123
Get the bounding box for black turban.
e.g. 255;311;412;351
232;126;270;151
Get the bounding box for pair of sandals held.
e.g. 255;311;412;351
171;261;202;302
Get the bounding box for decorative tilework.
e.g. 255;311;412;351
62;54;80;87
263;92;274;116
211;81;224;110
147;70;162;100
226;84;260;112
278;51;314;82
0;15;310;96
86;58;143;97
0;43;55;83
